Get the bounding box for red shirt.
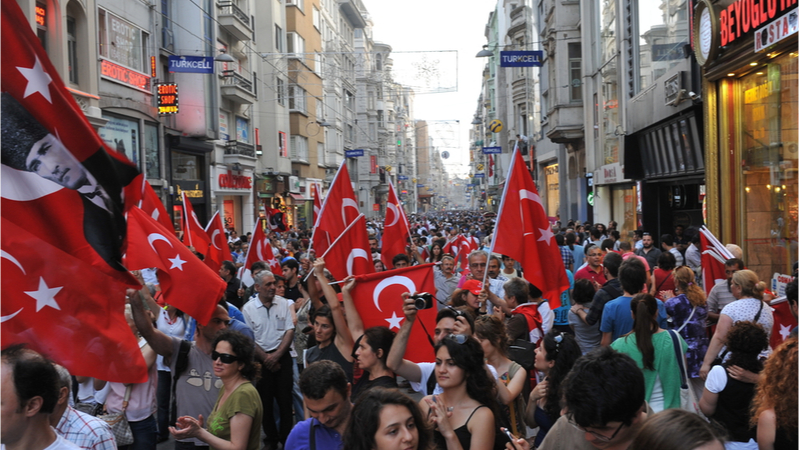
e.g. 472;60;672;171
575;265;607;287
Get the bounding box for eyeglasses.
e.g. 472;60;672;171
446;334;469;344
568;416;625;443
211;351;240;364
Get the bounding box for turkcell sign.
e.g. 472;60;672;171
168;56;214;74
345;149;365;157
499;51;544;67
482;146;502;154
474;173;486;178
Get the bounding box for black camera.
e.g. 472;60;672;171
411;292;434;310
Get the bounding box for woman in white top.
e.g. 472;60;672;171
700;270;774;380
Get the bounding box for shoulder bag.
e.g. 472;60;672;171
666;329;702;415
98;384;134;446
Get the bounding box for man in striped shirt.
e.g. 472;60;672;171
51;365;116;450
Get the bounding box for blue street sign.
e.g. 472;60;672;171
482;146;502;154
499;51;544;67
345;149;364;157
417;184;424;188
168;56;214;73
473;173;485;178
398;175;409;180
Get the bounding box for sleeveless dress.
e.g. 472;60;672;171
433;405;486;450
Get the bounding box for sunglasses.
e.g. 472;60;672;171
211;351;240;364
446;334;469;344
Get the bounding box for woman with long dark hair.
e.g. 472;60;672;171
663;266;709;397
650;252;676;301
350;326;398;403
344;388;434;450
428;242;445;264
610;293;686;412
524;330;582;447
700;321;768;450
420;336;499;450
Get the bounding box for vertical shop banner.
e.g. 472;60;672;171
219;112;229;140
236;117;249;142
223;199;235;231
99;115;139;168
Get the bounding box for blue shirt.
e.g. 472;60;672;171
285;418;343;450
569;245;585;268
552;270;574;326
600;295;668;341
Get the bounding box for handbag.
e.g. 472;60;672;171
667;329;702;415
98;385;134;446
676;306;696;333
508;338;535;371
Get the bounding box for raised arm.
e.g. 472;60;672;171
128;288;174;358
386;294;423;383
341;277;365;338
314;259;354;359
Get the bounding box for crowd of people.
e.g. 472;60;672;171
2;212;798;450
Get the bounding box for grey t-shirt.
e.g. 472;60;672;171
568;308;602;354
168;337;223;446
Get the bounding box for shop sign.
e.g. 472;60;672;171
168;55;214;74
754;9;799;52
587;191;594;206
100;59;150;91
219;170;252;189
219;113;229;140
499;51;544;67
345;149;364;157
35;4;45;26
258;179;274;193
772;272;793;296
482;146;502;154
594;162;626;185
157;83;179;115
372;203;380;211
176;181;204;198
664;72;684;105
719;0;798;47
473;173;485;178
398;175;409;180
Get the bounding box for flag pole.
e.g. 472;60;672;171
182;192;192;247
308;160;345;254
484;148;518;288
238;219;261;279
303;213;366;282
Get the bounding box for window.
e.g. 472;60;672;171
288;85;307;114
287;0;304;11
354;28;363;38
67;16;78;84
314;52;322;74
316;96;323;122
377;85;383;99
98;9;149;73
278;131;288;158
313;6;320;30
376;53;382;71
236;117;249;142
277;78;285;106
145;122;160;179
275;25;283;52
568;43;582;102
636;0;689;92
291;135;309;162
287;32;305;58
377;110;384;127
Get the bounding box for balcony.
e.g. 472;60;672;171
220;71;255;104
218;1;253;42
223;140;256;164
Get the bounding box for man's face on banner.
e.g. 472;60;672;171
25;133;87;189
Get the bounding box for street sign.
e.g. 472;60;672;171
482;146;502;154
499;51;544;67
417;184;424;188
474;173;485;178
587;191;594;206
345;149;364;157
398;175;409;180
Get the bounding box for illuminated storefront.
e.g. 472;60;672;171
695;0;798;281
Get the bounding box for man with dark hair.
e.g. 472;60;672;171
368;235;380;261
585;227;603;249
572;252;624;326
434;255;458;307
575;245;607;289
487;255;508;282
556;234;574;272
706;258;746;324
286;360;352;449
1;344;79;450
674;224;690;255
51;364;116;450
600;258;668;346
538;347;652;450
635;232;662;273
219;260;243;309
281;258;302;301
660;233;684;266
392;253;411;269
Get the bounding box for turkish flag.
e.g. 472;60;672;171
769;298;797;348
352;263;438;362
265;208;288;232
137;177;174;234
244;219;283;275
204;211;232;271
381;179;410;269
1;218;147;383
321;214;374;282
491;150;569;310
125;207;226;325
699;226;734;296
182;192;211;255
1;0;139;287
447;235;472;269
312;161;371;269
312;182;323;227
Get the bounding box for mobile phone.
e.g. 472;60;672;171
501;427;515;442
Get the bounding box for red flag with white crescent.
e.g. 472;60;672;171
699;226;735;296
239;220;282;285
312;182;323;226
352;263;438;362
491;150;569;309
769;298;797;348
381;179;410;269
125;207;226;325
204;211;232;271
138;177;175;234
182;192;211;254
321;214;374;281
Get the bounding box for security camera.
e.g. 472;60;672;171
688;91;700;101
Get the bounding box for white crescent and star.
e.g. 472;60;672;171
211;229;223;250
386;203;400;227
1;250;62;322
385;312;403;330
518;189;553;244
779;324;792;341
372;276;417;312
18;56;53;103
147;233;174;253
346;249;370;277
341;198;360;226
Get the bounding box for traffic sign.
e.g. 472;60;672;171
482;146;501;154
474;173;485;178
345;149;364;157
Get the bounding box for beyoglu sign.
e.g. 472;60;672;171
720;0;798;46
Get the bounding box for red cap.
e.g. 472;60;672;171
462;279;483;295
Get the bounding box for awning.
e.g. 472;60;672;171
288;193;310;201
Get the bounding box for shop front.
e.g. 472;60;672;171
256;175;286;226
213;164;254;236
169;135;213;231
694;0;798;281
593;162;639;242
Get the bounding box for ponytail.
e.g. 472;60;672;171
674;266;706;307
628;293;659;370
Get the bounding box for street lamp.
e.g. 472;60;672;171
475;45;494;58
215;49;236;63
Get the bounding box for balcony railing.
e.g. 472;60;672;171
224;140;255;157
218;1;248;24
221;71;254;93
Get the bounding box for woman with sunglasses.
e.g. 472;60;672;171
610;293;686;413
420;335;501;450
524;330;581;448
474;316;528;440
170;330;263;450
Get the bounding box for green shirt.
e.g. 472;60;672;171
611;330;687;410
206;382;263;450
